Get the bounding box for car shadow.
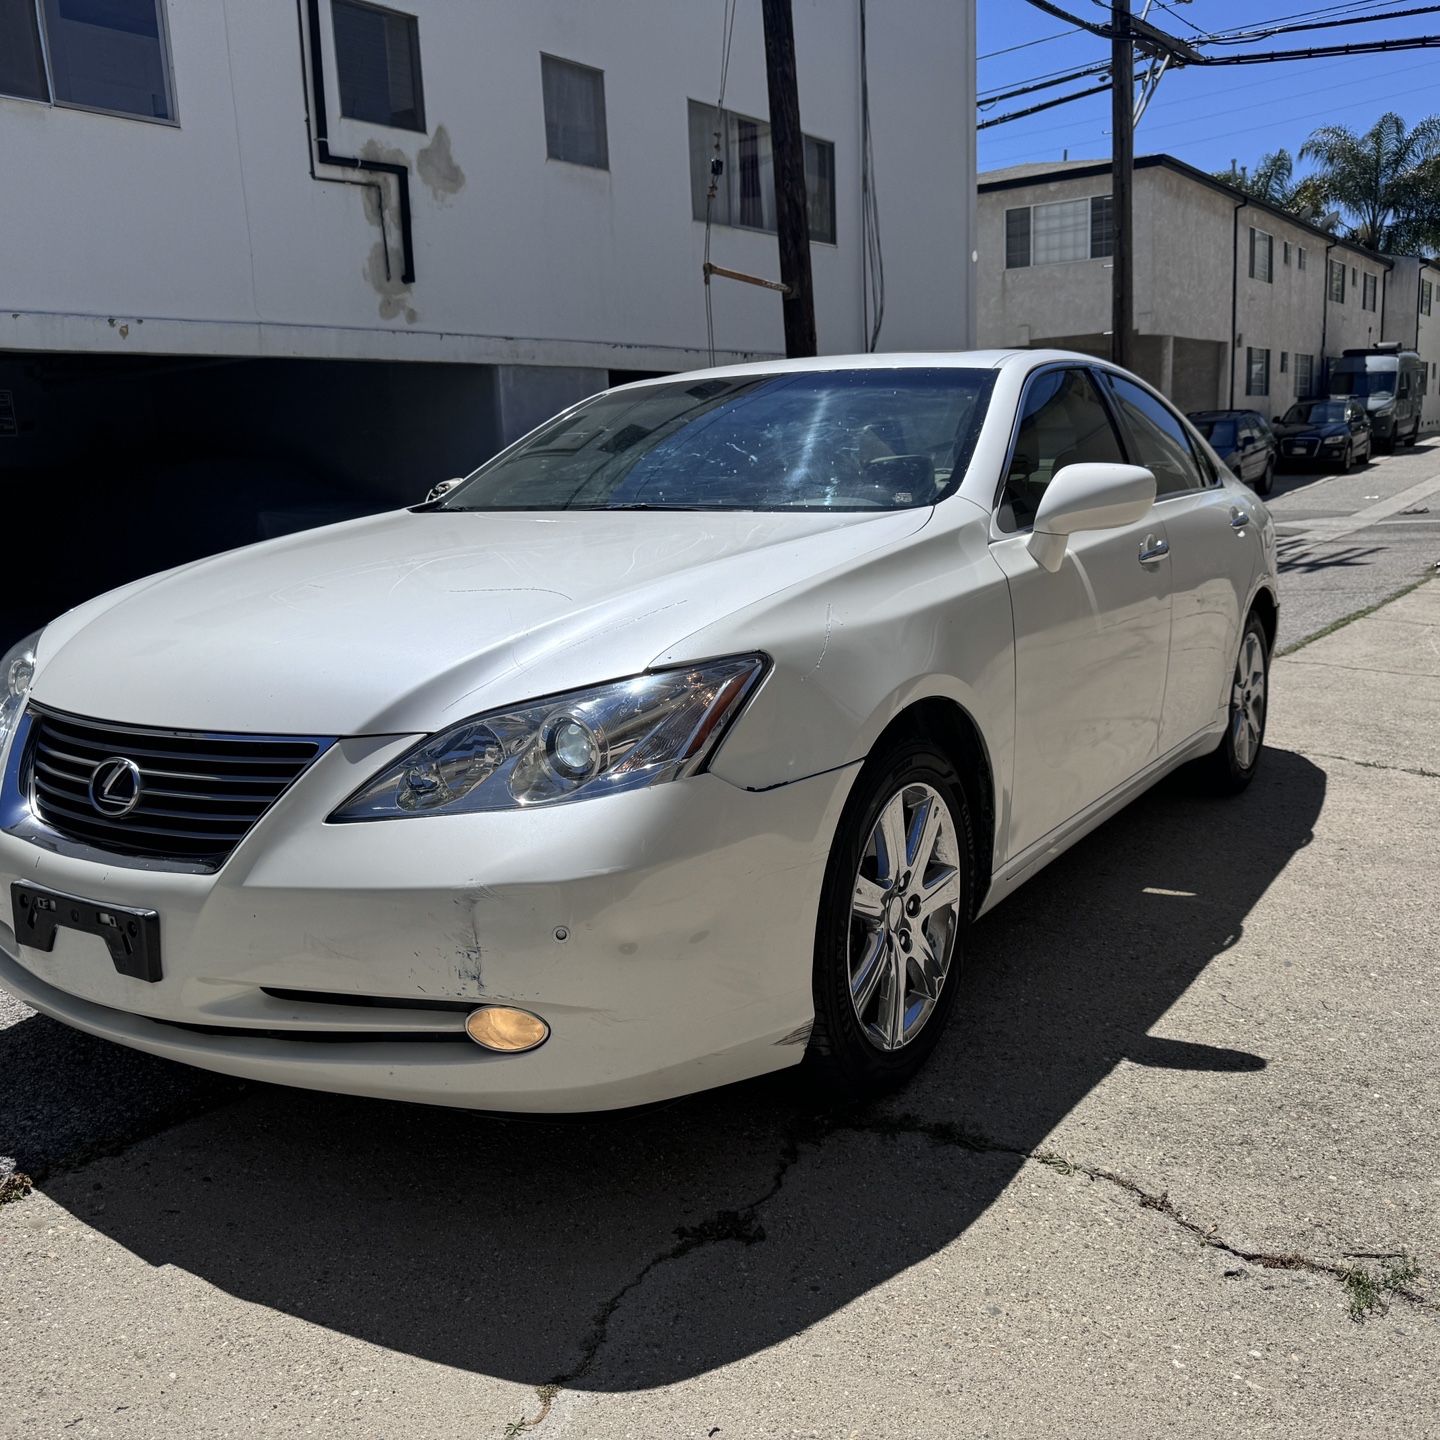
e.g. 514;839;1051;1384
17;747;1325;1390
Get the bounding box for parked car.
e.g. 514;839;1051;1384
1186;409;1278;495
1328;343;1426;450
1273;397;1372;470
0;351;1278;1111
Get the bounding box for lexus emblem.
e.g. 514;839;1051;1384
89;757;143;817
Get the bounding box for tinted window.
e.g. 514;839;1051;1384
999;368;1124;532
333;0;424;131
1105;375;1205;497
1194;417;1237;452
41;0;174;119
441;369;993;513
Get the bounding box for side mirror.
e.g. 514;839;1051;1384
1027;463;1156;573
425;477;464;504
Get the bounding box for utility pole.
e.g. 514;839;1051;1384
761;0;817;358
1110;0;1134;370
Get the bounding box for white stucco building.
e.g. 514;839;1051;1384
977;153;1439;428
0;0;976;639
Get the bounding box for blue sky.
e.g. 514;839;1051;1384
978;1;1440;178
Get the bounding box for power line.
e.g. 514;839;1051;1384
979;27;1080;61
1207;3;1440;43
977;79;1116;130
978;62;1111;109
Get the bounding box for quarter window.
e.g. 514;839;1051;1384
998;368;1125;531
541;54;608;169
1105;374;1207;497
688;100;836;244
1004;195;1114;268
333;0;425;132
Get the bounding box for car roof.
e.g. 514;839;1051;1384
602;348;1109;392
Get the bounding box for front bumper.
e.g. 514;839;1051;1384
0;733;857;1111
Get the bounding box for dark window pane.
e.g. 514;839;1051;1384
1005;207;1031;269
1089;194;1114;258
1;0;49;101
541;54;607;169
1107;374;1205;496
805;134;835;243
333;0;424;132
42;0;172;119
1000;368;1124;530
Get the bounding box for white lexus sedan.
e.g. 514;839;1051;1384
0;352;1276;1111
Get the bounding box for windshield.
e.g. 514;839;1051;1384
1193;417;1237;451
1328;367;1396;399
1285;401;1348;424
438;368;994;511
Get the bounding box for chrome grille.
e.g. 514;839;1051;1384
25;706;330;869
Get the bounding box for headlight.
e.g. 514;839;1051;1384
331;654;767;821
0;629;41;758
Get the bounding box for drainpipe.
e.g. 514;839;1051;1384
1229;197;1248;408
1320;240;1337;391
297;0;416;284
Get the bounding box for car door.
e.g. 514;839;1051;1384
1349;402;1371;456
1101;373;1250;755
1235;418;1263;484
989;365;1172;862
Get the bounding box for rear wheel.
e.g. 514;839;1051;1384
1202;612;1269;794
1256;459;1275;497
807;739;974;1097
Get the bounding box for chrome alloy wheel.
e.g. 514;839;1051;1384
848;782;962;1051
1231;629;1267;769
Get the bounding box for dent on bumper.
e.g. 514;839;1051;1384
0;766;858;1111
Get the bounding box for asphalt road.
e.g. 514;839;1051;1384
2;449;1438;1437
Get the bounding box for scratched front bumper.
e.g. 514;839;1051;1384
0;734;858;1111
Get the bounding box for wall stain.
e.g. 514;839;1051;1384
416;125;465;201
359;139;418;324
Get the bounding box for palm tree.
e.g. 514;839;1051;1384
1215;149;1327;224
1299;111;1440;253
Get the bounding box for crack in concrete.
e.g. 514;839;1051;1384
516;1108;1435;1432
1304;751;1440;780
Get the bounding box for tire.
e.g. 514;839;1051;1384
1405;419;1420;446
1256;459;1274;497
1341;443;1354;472
1201;611;1269;794
806;737;975;1098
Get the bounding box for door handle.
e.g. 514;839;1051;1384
1230;506;1251;529
1138;536;1169;564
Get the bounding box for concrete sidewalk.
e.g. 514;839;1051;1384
2;583;1438;1440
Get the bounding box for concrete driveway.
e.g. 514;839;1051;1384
2;457;1438;1438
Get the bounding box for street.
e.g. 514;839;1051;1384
2;443;1438;1438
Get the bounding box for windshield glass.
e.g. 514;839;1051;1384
1194;418;1238;451
1328;367;1396;398
438;368;994;511
1285;401;1348;424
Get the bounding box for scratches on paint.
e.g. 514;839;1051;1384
416;125;465;201
802;603;834;681
775;1021;813;1046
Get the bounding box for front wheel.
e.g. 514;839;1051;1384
1341;443;1354;472
1201;613;1269;793
806;739;974;1097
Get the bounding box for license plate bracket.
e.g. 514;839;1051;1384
11;881;162;983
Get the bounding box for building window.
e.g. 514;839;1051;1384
10;0;178;120
1280;351;1289;373
1298;246;1308;270
333;0;425;132
1249;228;1273;282
1329;259;1346;303
1283;240;1292;266
1351;266;1357;286
1003;195;1114;268
1295;353;1314;397
1362;272;1377;311
688;100;836;244
1246;347;1270;397
540;55;608;168
0;0;49;102
1422;279;1433;316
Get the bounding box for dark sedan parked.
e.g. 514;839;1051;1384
1273;399;1372;471
1188;409;1278;495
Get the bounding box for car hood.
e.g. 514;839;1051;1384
32;507;930;736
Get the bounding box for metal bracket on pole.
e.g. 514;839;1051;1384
703;261;794;297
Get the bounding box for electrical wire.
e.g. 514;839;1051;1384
979;27;1080;60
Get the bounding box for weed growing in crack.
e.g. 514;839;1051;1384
0;1173;33;1205
1035;1152;1077;1176
1343;1257;1422;1322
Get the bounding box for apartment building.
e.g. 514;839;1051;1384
0;0;976;642
977;153;1435;426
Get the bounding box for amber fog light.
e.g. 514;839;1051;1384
465;1006;549;1053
